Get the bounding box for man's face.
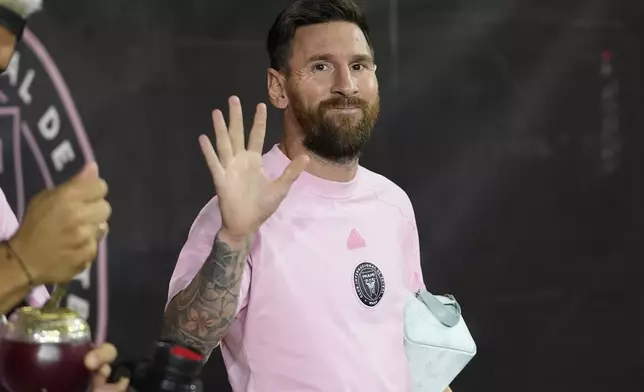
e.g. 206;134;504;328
285;21;379;163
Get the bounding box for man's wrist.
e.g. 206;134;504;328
6;236;43;286
216;228;251;250
0;242;33;290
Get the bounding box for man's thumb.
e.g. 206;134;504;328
276;155;309;189
75;162;99;179
63;162;99;188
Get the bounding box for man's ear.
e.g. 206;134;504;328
267;68;288;109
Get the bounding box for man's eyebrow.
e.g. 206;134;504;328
307;53;334;62
306;53;374;63
351;54;375;63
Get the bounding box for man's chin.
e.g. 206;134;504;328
325;108;363;116
325;116;364;129
326;107;363;114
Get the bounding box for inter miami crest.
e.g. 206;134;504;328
353;262;385;307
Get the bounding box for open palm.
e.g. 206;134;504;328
199;96;309;241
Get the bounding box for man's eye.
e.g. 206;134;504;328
353;63;374;71
312;64;329;72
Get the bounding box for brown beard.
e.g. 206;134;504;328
287;89;380;163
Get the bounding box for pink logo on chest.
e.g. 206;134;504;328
346;228;366;250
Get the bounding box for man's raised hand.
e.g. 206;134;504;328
199;96;309;243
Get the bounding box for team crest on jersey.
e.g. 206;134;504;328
353;262;385;307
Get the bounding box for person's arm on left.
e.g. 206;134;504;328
0;187;52;313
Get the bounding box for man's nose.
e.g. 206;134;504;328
331;67;358;97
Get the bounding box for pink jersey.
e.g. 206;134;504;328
0;188;49;308
167;145;425;392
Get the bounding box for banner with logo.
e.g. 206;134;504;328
0;29;107;343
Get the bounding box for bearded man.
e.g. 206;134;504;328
161;1;447;391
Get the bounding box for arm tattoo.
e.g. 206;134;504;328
161;232;249;356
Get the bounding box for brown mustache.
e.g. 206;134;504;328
319;97;368;110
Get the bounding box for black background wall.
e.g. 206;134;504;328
0;0;643;391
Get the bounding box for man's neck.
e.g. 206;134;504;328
279;136;358;183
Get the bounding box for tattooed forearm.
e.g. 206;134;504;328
161;231;249;356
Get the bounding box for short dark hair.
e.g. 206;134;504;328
266;0;373;72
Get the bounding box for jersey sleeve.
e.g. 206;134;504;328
403;203;426;293
166;196;251;316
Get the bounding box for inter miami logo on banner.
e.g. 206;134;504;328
0;29;108;344
353;262;385;307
